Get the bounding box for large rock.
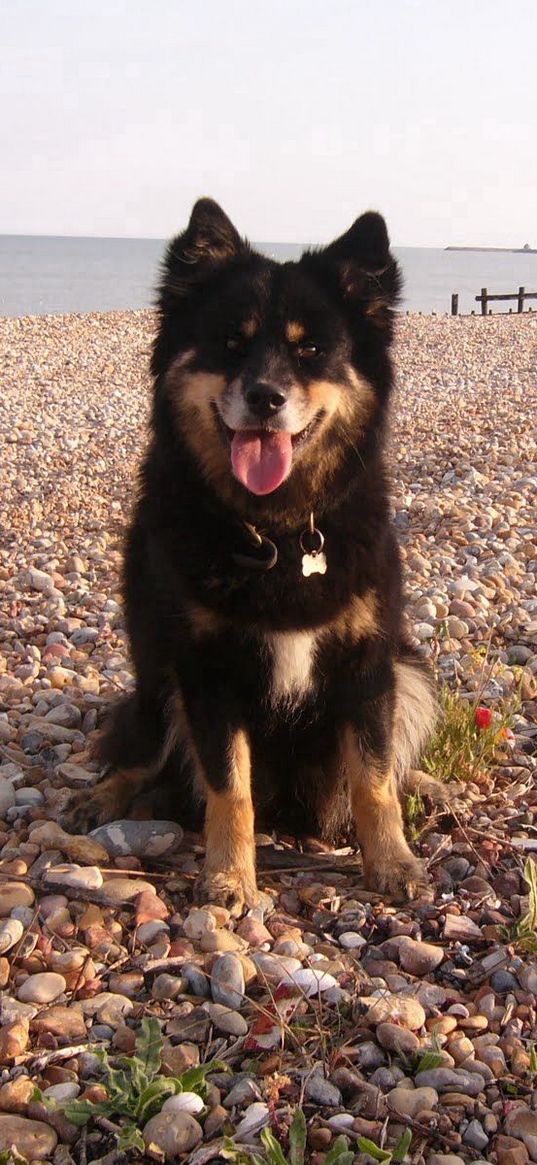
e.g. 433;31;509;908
0;1114;57;1160
143;1111;202;1158
363;993;426;1030
505;1109;537;1160
90;818;183;858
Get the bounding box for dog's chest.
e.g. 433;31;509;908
263;630;319;708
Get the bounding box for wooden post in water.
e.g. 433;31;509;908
481;288;488;316
451;293;459;316
517;286;525;313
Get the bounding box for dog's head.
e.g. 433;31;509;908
152;198;400;512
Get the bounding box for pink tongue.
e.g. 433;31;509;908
231;430;293;495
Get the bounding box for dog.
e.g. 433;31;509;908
62;197;445;913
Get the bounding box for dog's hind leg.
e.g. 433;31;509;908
60;689;179;833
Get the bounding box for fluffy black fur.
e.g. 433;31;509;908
63;199;436;905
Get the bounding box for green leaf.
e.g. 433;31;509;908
414;1050;445;1073
179;1060;229;1096
117;1123;146;1154
260;1127;290;1165
356;1137;392;1162
135;1016;164;1083
392;1128;412;1162
288;1107;307;1165
324;1135;354;1165
63;1099;117;1127
137;1078;177;1123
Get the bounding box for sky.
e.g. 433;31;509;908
1;0;536;247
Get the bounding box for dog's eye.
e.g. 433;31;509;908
226;335;247;354
297;343;321;359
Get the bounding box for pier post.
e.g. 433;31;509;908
517;286;525;313
480;288;488;316
451;293;459;316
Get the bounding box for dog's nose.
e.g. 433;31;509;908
245;382;287;419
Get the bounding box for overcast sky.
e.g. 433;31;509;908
2;0;535;246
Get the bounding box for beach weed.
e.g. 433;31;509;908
356;1129;412;1163
422;682;517;784
500;857;537;953
33;1017;227;1151
222;1109;353;1165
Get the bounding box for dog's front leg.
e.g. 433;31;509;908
342;724;427;901
189;721;257;917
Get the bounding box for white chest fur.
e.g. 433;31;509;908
264;630;318;708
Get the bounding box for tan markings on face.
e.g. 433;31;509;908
167;361;231;489
241;318;258;338
286;321;305;343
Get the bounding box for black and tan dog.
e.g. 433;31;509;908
63;198;444;912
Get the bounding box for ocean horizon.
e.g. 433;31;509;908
1;233;537;319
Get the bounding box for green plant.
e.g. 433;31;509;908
422;683;516;784
34;1017;227;1155
223;1108;353;1165
357;1128;412;1163
500;858;537;954
405;1030;445;1075
0;1152;29;1165
405;788;425;841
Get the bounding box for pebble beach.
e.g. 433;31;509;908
0;309;536;1165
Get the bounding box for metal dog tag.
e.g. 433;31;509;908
302;551;327;577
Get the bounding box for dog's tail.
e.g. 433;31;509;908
392;647;437;784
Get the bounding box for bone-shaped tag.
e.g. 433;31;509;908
302;551;327;577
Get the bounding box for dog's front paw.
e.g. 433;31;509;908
364;850;429;902
60;781;119;835
194;867;258;918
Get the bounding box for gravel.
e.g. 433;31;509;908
0;309;535;1163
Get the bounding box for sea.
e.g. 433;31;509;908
1;234;537;318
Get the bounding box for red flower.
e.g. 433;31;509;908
475;705;493;730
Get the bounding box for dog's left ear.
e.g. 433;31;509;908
318;211;401;313
160;198;248;299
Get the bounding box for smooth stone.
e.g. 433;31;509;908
463;1120;489;1151
376;1022;420;1055
14;787;44;806
415;1068;484;1096
99;877;156;901
304;1076;342;1106
137;920;169;945
251;952;302;984
363;993;426;1030
283;967;338;996
183;907;219;940
517;965;537;993
0;778;16;816
151;974;185;1001
0;918;24;954
210;953;245;1009
397;936;444;975
161;1092;204;1115
90;818;183;858
30;821;109;865
0;1114;58;1160
80;992;133;1026
183;963;211;997
31;1005;87;1041
339;931;367;950
0;882;35;916
223;1078;262;1108
43;864;103;890
387;1086;439;1118
18;972;67;1004
204;1002;248;1036
234;1102;270;1142
236;917;272;946
504;1109;537;1159
42;1083;80;1103
143;1111;202;1158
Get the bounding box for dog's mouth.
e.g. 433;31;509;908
212;406;324;496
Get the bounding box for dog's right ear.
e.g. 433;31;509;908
159;198;248;297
